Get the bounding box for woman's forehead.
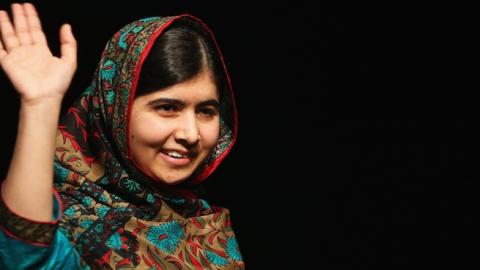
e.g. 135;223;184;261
140;71;218;100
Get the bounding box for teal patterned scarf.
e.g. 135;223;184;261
53;15;243;269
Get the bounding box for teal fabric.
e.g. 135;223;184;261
0;230;87;270
0;193;89;270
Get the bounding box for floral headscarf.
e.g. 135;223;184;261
53;15;243;269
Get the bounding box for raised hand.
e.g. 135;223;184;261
0;3;77;106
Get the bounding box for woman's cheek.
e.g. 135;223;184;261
143;119;169;144
201;122;220;148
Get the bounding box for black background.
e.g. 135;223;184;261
0;1;474;268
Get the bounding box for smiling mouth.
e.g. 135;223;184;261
159;149;198;167
161;149;196;159
160;152;192;166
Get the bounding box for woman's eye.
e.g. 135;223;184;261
154;104;180;116
198;108;218;117
156;104;176;112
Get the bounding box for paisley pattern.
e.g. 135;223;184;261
51;15;242;269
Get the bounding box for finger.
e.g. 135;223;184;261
12;3;32;45
23;3;46;45
0;39;6;60
60;24;77;66
0;10;20;51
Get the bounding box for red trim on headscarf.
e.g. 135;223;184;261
125;15;238;186
183;15;238;184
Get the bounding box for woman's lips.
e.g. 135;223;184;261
160;151;192;166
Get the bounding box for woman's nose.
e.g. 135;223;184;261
174;113;200;146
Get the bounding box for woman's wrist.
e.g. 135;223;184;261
19;95;64;111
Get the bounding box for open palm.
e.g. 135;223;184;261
0;3;77;105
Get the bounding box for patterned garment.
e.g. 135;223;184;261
15;14;242;269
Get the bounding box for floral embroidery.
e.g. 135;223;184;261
96;204;110;218
106;90;115;105
64;207;76;217
122;178;142;192
139;17;160;23
100;59;117;84
106;232;122;250
205;250;229;266
146;193;156;203
82;196;93;207
79;219;93;229
146;222;184;254
226;237;243;262
98;193;108;203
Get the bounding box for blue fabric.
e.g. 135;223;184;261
0;193;90;269
0;230;87;269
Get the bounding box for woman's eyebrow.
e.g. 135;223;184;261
146;98;219;108
197;99;219;109
146;98;184;107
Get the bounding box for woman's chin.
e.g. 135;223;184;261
150;171;191;185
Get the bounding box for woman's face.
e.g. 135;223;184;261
129;70;220;185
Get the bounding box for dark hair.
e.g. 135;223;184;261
135;18;231;128
136;18;225;100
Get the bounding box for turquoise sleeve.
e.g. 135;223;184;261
0;229;88;269
0;185;90;269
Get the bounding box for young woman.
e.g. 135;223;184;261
0;3;243;269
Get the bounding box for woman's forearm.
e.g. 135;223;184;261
2;97;63;222
0;3;77;222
